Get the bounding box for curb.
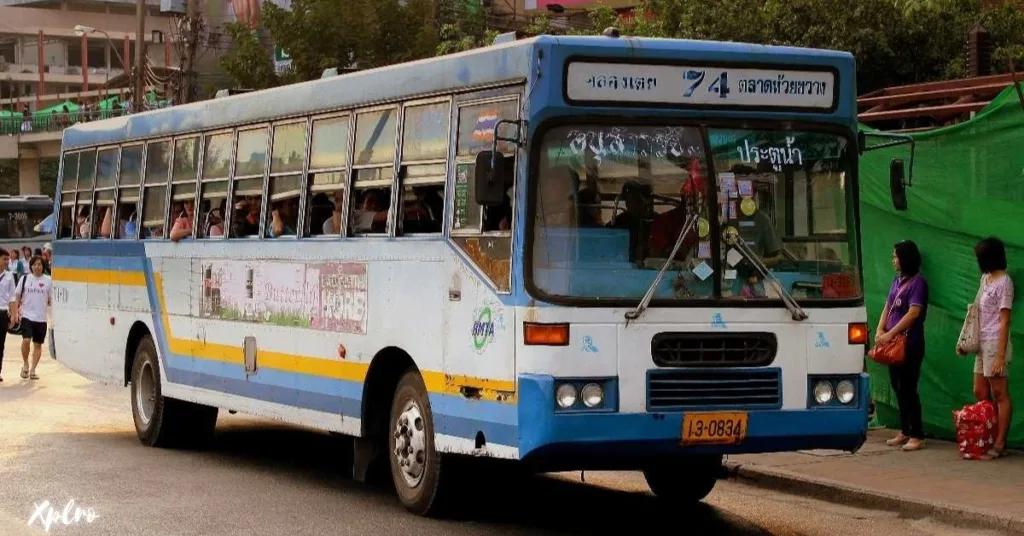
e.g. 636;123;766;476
724;461;1024;534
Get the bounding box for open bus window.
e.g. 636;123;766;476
115;144;143;239
58;151;80;239
74;149;97;239
306;115;348;237
92;147;118;238
349;178;390;235
530;124;712;301
199;132;232;239
399;102;448;235
400;165;445;234
169;137;200;241
267;175;300;238
708;129;860;300
350;109;396;236
230;127;269;239
141;140;170;239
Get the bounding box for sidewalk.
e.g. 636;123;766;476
726;429;1024;533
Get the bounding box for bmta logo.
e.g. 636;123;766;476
814;332;831;348
471;307;496;352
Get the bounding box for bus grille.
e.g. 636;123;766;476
650;332;777;368
647;368;782;410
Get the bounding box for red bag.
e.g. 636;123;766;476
953;400;997;460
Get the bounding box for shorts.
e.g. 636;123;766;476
974;339;1012;378
20;319;47;345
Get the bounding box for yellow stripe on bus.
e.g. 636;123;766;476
54;267;517;402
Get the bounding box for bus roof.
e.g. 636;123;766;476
0;194;53;207
62;35;854;150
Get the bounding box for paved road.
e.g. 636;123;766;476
0;344;992;536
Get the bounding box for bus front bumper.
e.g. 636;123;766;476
516;373;870;471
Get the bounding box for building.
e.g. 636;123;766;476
489;0;638;31
0;0;181;196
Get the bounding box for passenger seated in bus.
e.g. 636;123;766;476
320;190;344;235
231;197;261;237
575;187;603;227
169;199;195;242
76;206;91;238
268;198;298;237
648;159;704;259
116;209;137;239
607;182;652;262
95;206;114;238
203;204;225;238
351;189;387;234
403;186;443;233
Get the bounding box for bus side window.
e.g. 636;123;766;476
169;137;200;241
305;115;348;237
230;126;269;238
349;108;396;235
74;149;97;239
198;132;232;239
93;147;118;238
141;140;170;239
449;98;519;292
267;120;306;238
115;144;143;239
58;151;79;239
398;101;449;235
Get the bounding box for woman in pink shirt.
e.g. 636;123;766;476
965;237;1014;460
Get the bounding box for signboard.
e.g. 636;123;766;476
274;45;291;74
565;62;836;110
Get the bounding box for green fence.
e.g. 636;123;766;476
860;85;1024;447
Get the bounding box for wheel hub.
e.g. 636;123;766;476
136;361;156;426
393;401;427;487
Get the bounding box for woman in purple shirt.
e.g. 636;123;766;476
875;240;929;451
964;237;1013;460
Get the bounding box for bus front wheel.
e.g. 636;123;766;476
642;455;722;503
388;369;452;516
130;334;218;448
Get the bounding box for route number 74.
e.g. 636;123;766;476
683;70;730;99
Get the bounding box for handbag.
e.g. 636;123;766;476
956;280;985;356
868;276;917;366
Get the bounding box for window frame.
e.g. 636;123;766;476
91;144;120;240
267;118;308;241
113;142;144;240
73;147;99;240
198;128;235;240
449;95;521;239
304;112;352;239
169;135;202;238
228;124;270;239
397;96;452;237
57;150;80;240
140;138;172;240
350;104;400;237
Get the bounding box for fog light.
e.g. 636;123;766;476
813;381;833;404
555;383;578;408
581;383;604;408
836;380;856;404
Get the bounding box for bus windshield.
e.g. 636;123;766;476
529;124;861;303
0;207;53;240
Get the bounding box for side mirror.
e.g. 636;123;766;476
857;131;866;155
890;158;908;211
474;151;506;206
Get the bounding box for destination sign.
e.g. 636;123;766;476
565;62;836;110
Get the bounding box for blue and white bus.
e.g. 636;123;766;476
51;33;894;515
0;194;54;253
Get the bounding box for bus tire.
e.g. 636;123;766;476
388;369;451;517
130;334;218;448
642;455;722;504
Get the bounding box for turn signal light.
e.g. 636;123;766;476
524;322;570;346
848;322;868;345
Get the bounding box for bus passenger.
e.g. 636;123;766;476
351;189;387;233
321;190;344;235
231;198;261;237
268;198;298;237
404;187;443;233
169;200;195;242
76;207;91;238
608;182;652;262
13;255;51;381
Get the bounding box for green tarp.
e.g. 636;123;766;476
860;84;1024;447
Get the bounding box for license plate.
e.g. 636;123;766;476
681;412;748;445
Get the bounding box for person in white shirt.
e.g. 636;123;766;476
13;255;51;380
0;249;16;382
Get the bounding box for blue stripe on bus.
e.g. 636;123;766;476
54;240;146;257
52;254;145;271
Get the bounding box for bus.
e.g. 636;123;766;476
0;194;54;253
51;33;903;516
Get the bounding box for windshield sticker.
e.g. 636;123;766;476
736;137;803;172
724;269;738;280
698;241;711;259
692;260;713;281
729;201;739;219
738;180;753;197
711;312;728;329
719;174;736;195
726;248;743;267
564;128;703;166
453;164;470;230
741;197;757;216
697;217;710;238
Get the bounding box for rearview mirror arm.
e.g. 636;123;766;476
861;132;915;187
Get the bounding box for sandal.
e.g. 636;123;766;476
886;434;909;446
29;373;38;380
980;447;1006;461
20;367;28;379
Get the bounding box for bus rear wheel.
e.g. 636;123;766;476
130;334;218;448
642;455;722;504
388;369;453;516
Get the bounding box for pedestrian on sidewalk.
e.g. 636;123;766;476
13;255;51;381
876;240;929;451
963;237;1013;460
0;249;15;382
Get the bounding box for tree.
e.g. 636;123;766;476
218;23;279;90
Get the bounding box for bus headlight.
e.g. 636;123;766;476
555;383;578;408
813;381;833;404
581;383;604;408
836;380;856;404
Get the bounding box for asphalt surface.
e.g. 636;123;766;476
0;343;995;536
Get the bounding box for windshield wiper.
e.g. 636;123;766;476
625;213;698;324
725;233;808;321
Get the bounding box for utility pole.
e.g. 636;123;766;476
182;0;200;103
134;0;145;110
